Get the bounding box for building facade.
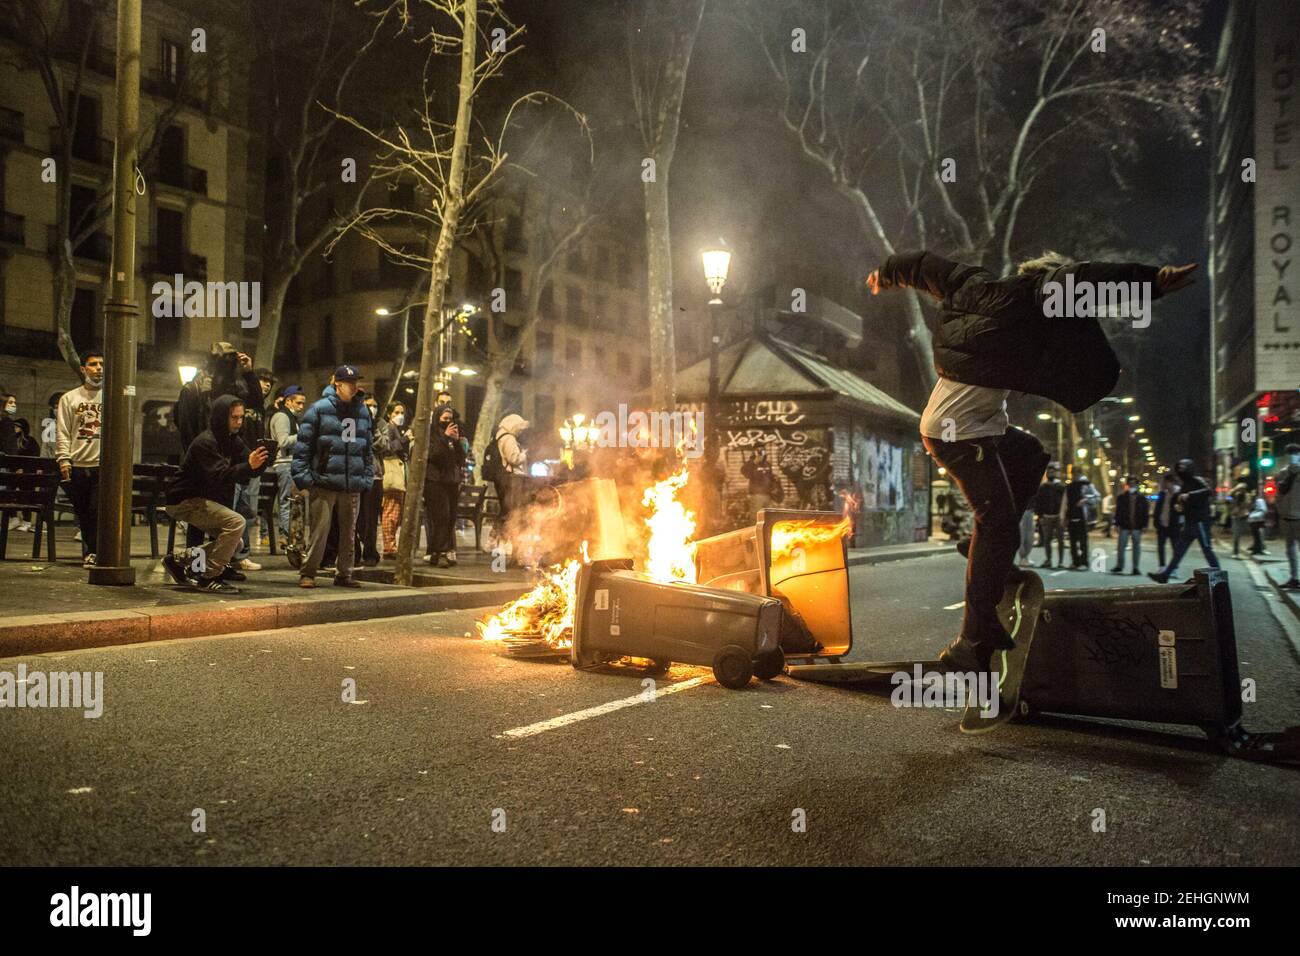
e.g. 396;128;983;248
0;0;262;461
1209;0;1300;488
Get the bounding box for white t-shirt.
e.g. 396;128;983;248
920;377;1009;441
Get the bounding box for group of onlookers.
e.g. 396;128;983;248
2;340;546;593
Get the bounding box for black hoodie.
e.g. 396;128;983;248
166;394;266;506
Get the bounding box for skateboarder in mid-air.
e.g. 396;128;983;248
868;251;1197;676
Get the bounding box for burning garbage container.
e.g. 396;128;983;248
695;509;853;663
573;559;785;688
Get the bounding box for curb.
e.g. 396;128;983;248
847;545;953;567
0;582;528;660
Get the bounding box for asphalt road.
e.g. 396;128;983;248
2;549;1298;866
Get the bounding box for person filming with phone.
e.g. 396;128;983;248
161;395;269;593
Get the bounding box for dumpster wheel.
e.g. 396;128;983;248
754;649;785;681
713;645;754;689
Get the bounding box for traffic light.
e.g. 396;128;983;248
1259;437;1274;470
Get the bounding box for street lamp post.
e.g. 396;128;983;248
90;0;142;586
701;247;731;531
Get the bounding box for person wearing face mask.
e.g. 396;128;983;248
55;352;105;568
267;385;306;546
1273;443;1300;589
2;394;39;533
373;402;411;558
423;404;467;567
354;396;384;567
290;366;374;588
1148;458;1220;584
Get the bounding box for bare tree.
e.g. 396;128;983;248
252;0;394;368
6;0;231;374
625;0;706;408
740;0;1209;386
332;0;536;585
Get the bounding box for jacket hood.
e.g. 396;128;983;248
208;393;244;435
208;393;245;453
498;414;529;436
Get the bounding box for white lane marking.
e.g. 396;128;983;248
1243;560;1300;660
943;601;965;610
497;676;710;739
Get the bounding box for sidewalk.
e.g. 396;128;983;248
0;523;529;658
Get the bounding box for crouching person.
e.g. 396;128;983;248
162;394;270;593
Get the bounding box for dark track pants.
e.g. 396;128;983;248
923;427;1050;647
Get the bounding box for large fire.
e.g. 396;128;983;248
477;466;697;650
641;468;697;585
477;557;582;649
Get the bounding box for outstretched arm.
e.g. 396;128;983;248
867;250;972;300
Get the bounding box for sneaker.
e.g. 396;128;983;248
194;575;238;593
422;553;437;564
1039;559;1053;569
445;550;458;567
82;553;97;568
74;530;82;542
162;554;191;586
1131;569;1141;575
298;577;316;589
1282;579;1300;590
334;577;361;589
363;554;381;567
1147;571;1170;584
6;516;18;531
220;566;247;582
1110;567;1124;574
18;521;32;533
239;559;263;571
938;636;987;673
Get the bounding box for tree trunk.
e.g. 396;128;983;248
393;0;478;586
253;271;293;369
471;362;512;470
644;174;676;407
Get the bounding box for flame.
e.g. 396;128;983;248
642;467;697;584
769;516;852;561
478;465;702;649
477;557;583;649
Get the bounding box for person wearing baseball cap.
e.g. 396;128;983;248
290;366;374;588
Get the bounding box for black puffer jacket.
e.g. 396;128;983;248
166;394;266;505
876;251;1164;412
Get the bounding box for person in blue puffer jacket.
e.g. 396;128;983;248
291;365;374;588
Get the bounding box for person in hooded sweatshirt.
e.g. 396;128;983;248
161;394;269;592
491;413;529;546
291;366;374;588
868;248;1196;690
1148;458;1220;583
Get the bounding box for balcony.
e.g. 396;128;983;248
153;163;208;196
49;126;114;166
143;68;208;112
0;212;24;246
0;107;23;144
48;225;110;262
